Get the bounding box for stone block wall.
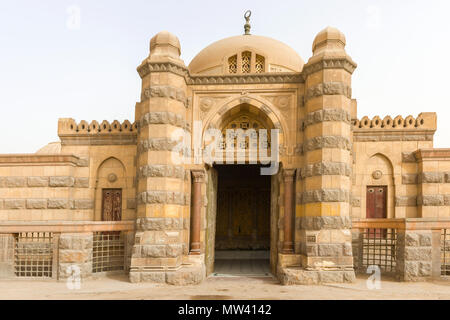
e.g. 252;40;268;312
0;155;94;221
396;230;434;281
58;233;93;280
129;217;190;283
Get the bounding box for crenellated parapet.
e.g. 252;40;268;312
58;118;138;146
353;113;437;142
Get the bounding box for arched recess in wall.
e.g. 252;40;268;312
94;157;128;221
360;153;396;219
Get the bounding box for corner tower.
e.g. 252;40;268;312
129;31;201;284
280;27;357;284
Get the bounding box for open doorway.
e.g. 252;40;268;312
213;164;271;276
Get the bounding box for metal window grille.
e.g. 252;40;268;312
255;54;265;73
228;55;237;74
242;51;251;73
441;229;450;276
92;232;125;273
14;232;53;278
361;228;397;273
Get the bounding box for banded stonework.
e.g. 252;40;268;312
139;111;188;130
305;82;352;101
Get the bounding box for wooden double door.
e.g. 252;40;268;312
366;186;387;238
102;189;122;221
215;165;270;250
366;186;387;219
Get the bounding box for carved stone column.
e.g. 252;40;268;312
282;169;296;254
190;170;205;255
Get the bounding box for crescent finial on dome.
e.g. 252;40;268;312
244;10;252;35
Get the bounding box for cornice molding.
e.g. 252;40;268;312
302;58;357;77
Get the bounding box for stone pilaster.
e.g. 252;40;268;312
279;27;357;284
282;169;296;254
129;31;194;283
396;230;434;281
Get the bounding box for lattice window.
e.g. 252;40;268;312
221;115;270;150
441;229;450;276
255;54;265;73
228;55;237;74
14;232;53;278
361;228;397;273
93;232;125;273
242;51;251;73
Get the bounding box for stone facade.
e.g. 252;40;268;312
0;21;449;285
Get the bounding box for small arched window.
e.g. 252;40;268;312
255;54;265;73
228;55;237;74
241;51;251;73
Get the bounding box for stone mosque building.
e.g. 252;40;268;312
0;13;449;285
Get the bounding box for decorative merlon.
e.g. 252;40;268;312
58;118;138;146
353;113;436;131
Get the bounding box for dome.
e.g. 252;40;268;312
188;35;304;75
312;26;346;54
36;142;61;154
149;31;181;60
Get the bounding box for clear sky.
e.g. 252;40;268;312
0;0;449;153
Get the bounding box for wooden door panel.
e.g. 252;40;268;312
366;186;387;238
102;189;122;221
216;188;270;249
366;186;387;219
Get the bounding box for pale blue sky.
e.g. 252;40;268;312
0;0;449;153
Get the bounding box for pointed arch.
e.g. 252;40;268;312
201;94;290;148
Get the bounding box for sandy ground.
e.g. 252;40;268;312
0;274;449;300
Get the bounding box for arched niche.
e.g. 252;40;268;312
360;153;396;219
94;157;128;221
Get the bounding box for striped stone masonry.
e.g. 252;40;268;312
402;152;417;163
140;85;188;107
305;109;352;126
417;195;450;206
0;199;94;210
305;82;352;102
297;189;350;204
137;191;189;206
297;162;352;179
296;216;353;230
138;164;186;180
395;196;418;207
0;176;89;188
139;111;188;131
136;217;187;231
138;138;186;153
303;136;352;152
419;172;450;183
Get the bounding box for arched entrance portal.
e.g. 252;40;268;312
201;102;284;277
